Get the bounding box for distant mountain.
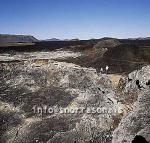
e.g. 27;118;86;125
70;38;80;41
64;38;80;41
0;34;38;43
44;38;61;41
128;37;150;40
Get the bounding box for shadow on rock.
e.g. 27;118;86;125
132;135;149;143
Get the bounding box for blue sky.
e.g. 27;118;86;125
0;0;150;39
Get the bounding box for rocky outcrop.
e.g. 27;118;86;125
112;66;150;143
0;58;120;143
118;66;150;93
116;66;150;104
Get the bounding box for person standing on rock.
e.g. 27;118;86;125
100;68;103;74
106;65;109;74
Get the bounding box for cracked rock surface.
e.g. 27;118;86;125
0;50;149;143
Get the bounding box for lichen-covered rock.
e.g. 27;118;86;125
0;60;119;143
119;66;150;92
112;90;150;143
116;65;150;105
